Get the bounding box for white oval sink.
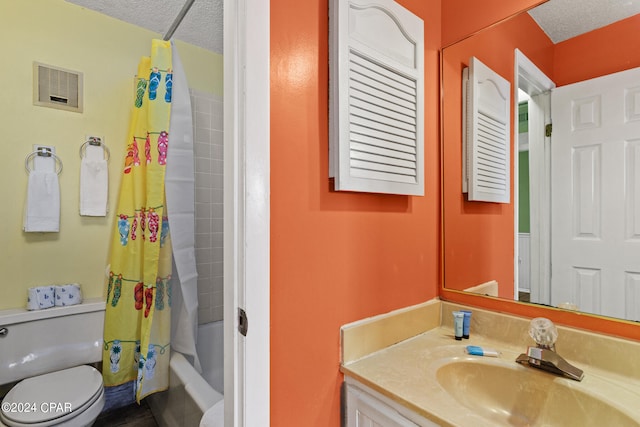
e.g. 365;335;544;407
436;358;640;427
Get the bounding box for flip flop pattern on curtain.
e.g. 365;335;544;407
102;39;173;404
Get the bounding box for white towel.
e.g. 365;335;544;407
23;170;60;232
80;144;108;216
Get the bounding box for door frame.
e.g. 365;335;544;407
514;49;555;304
224;1;270;426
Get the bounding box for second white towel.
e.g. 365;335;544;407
80;144;108;216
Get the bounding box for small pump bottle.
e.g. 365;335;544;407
461;310;472;339
453;311;464;340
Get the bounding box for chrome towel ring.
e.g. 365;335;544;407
25;147;63;175
79;137;110;161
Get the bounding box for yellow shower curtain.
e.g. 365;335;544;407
102;40;173;403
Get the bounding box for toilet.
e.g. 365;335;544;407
199;398;224;427
0;299;106;427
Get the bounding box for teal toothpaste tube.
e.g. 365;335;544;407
465;345;500;357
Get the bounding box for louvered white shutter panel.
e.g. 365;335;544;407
329;0;424;195
462;56;511;203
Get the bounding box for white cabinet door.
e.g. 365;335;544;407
329;0;424;195
345;379;441;427
346;387;417;427
463;56;511;203
551;66;640;320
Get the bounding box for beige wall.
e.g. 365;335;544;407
0;0;222;310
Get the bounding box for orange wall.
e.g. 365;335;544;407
271;1;640;424
441;0;545;47
553;13;640;86
442;12;553;297
270;0;441;425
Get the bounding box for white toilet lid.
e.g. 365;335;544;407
1;365;103;425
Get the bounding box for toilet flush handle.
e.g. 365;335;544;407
0;327;8;337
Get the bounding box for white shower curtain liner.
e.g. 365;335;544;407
166;41;201;372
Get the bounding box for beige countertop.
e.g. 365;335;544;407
340;300;640;427
341;326;525;426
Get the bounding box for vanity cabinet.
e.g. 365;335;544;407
344;378;441;427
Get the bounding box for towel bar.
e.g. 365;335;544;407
79;137;110;161
25;147;63;175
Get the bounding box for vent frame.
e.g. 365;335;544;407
33;61;84;113
329;0;424;196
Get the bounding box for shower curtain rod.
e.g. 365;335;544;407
163;0;196;41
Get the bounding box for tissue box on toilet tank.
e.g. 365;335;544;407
26;286;55;310
54;283;83;307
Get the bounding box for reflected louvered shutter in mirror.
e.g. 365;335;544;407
329;0;424;195
462;56;511;203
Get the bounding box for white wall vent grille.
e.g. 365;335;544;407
33;62;83;113
330;0;424;195
348;50;418;184
462;56;511;203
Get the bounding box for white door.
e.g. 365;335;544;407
515;49;555;307
551;67;640;320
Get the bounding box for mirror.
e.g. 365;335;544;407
442;0;640;322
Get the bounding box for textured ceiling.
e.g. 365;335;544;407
64;0;223;54
64;0;640;52
529;0;640;43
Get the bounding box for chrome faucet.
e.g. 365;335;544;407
515;317;584;381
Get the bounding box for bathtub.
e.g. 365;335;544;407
148;320;224;427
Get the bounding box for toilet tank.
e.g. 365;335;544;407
0;298;105;385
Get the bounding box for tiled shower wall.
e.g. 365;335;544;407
191;89;223;324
